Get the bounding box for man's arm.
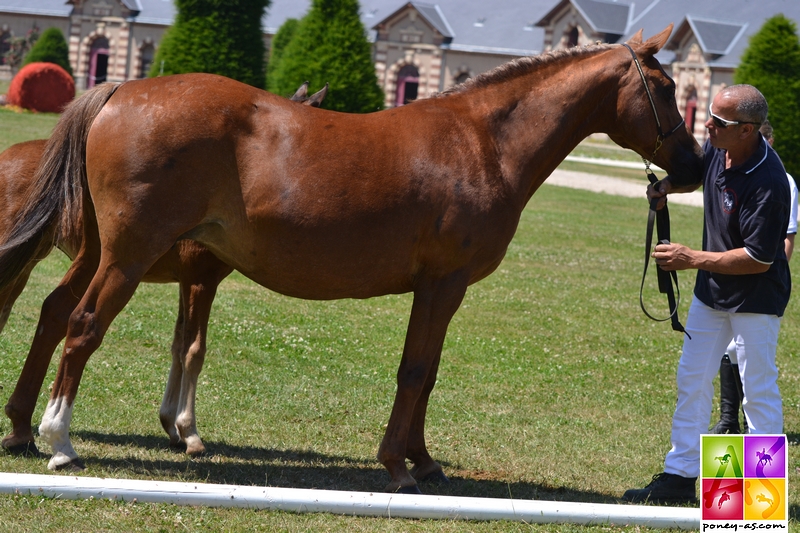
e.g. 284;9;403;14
653;243;770;274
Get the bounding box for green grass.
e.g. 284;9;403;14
1;183;798;531
0;106;59;151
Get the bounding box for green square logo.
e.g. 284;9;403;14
702;435;744;478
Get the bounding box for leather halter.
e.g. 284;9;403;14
623;43;690;337
621;43;685;165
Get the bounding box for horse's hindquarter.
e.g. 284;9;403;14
88;75;519;299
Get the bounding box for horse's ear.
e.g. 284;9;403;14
627;28;644;45
638;24;674;57
290;81;310;102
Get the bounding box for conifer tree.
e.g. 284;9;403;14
734;14;800;177
266;18;299;94
270;0;384;113
151;0;270;88
22;27;71;77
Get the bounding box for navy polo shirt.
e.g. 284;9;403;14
694;137;791;316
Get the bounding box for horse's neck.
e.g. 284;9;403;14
468;50;623;206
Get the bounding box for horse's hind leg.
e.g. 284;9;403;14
378;274;467;493
2;252;96;456
39;260;147;470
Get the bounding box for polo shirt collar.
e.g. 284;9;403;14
741;135;769;175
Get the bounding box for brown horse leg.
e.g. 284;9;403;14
173;277;222;456
378;274;467;493
159;294;187;449
160;246;231;455
407;350;449;484
2;254;96;455
39;261;146;471
0;266;35;336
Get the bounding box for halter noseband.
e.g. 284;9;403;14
621;43;685;165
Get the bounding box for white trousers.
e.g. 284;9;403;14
664;296;783;478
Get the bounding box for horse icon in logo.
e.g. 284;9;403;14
756;448;773;467
715;453;731;465
718;491;731;509
756;493;774;506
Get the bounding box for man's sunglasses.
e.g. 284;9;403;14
709;107;760;129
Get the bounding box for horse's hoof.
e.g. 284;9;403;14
395;484;423;495
184;438;206;457
2;441;41;458
419;469;449;485
53;457;85;472
169;440;187;452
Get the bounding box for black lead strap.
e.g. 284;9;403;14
639;172;690;338
621;42;690;338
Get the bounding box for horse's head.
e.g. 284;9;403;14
608;24;704;186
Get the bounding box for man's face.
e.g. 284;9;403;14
706;94;744;150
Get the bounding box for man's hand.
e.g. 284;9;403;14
653;242;693;271
646;178;671;210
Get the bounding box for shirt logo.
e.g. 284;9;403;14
722;188;738;214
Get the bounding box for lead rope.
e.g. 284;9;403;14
638;161;690;338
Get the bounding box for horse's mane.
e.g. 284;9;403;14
434;42;617;98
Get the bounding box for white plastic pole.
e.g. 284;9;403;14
0;473;698;528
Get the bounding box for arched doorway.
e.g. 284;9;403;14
89;36;110;87
396;64;419;107
684;88;698;135
567;26;579;47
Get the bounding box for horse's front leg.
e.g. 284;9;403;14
159;292;187;449
2;251;96;456
407;349;449;484
0;263;36;336
39;261;145;470
378;273;467;493
169;252;230;456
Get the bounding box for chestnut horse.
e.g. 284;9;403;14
0;26;702;493
0;85;327;457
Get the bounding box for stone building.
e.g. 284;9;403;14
1;0;799;144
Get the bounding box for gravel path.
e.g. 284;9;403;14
545;168;704;207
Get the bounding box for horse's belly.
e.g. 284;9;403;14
192;222;420;300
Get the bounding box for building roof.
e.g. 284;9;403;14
572;0;629;35
1;0;72;17
7;0;800;63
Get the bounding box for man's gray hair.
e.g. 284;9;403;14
721;84;769;124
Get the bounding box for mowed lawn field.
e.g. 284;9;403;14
0;105;798;532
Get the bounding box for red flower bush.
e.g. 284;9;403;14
7;62;75;113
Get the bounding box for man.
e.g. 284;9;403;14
622;85;791;504
709;120;798;435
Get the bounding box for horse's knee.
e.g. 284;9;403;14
65;310;104;354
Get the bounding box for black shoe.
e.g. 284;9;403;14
622;472;697;504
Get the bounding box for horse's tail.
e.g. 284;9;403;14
0;81;122;291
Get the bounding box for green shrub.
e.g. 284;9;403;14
266;18;299;94
734;14;800;177
269;0;384;113
22;27;71;77
151;0;270;89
